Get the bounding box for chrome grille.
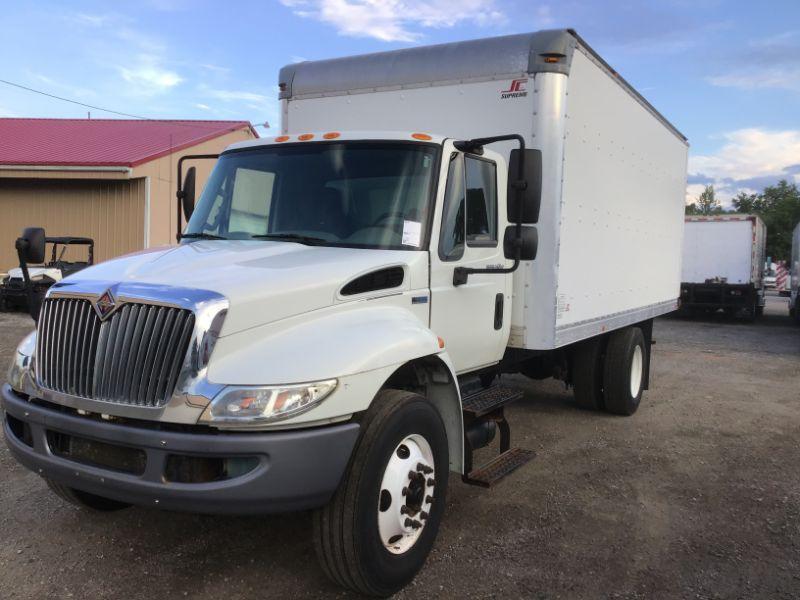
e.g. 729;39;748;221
37;298;195;407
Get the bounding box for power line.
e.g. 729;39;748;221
0;77;271;133
0;78;150;120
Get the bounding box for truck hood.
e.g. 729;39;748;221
61;240;426;336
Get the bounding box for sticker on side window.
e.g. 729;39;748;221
402;220;422;247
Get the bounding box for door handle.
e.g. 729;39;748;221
494;293;504;330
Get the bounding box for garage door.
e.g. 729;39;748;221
0;178;146;271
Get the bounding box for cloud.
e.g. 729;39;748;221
195;103;212;111
118;55;183;94
708;68;800;92
687;173;715;185
200;87;279;122
71;13;115;27
687;128;800;204
206;89;272;106
280;0;507;42
708;31;800;92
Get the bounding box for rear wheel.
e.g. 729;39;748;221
46;479;131;511
571;337;606;410
603;327;646;416
313;389;448;596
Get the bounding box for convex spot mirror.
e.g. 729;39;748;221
503;225;538;261
507;148;542;224
181;166;196;221
16;227;46;264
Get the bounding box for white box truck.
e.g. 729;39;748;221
681;215;767;319
790;222;800;323
3;30;687;596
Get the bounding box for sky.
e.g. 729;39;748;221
0;0;798;206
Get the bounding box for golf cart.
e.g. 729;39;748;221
0;231;94;314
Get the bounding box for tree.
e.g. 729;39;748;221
731;180;800;262
731;191;764;214
689;185;723;215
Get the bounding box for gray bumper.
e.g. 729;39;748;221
1;384;360;515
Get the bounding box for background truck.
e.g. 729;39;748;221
681;215;767;319
2;29;687;597
790;222;800;323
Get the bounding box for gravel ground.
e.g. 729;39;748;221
1;294;798;599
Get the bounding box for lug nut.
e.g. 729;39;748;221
410;520;422;529
426;495;434;504
402;487;409;496
417;463;433;474
427;478;435;486
408;470;417;480
404;518;414;528
420;511;429;521
400;505;409;515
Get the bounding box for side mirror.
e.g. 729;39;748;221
503;225;537;261
16;227;46;264
181;166;196;221
507;149;542;223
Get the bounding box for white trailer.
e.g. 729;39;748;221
681;215;767;319
4;30;687;596
790;222;800;323
279;29;688;350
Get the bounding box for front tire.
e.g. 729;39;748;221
603;327;646;416
314;389;449;597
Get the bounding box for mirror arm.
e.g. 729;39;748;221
175;154;219;242
14;238;39;322
452;134;527;287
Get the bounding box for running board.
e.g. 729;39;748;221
462;385;523;417
461;384;534;488
463;448;535;488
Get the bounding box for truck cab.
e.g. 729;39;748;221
4;130;545;595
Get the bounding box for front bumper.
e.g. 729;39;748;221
1;384;360;515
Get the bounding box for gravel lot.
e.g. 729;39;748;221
1;294;798;599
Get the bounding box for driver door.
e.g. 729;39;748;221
429;147;511;374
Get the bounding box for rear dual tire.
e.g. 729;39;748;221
572;326;647;416
602;327;646;416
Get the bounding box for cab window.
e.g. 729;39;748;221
439;154;498;261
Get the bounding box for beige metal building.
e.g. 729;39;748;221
0;118;257;270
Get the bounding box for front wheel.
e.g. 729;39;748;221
313;389;449;597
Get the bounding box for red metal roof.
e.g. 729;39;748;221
0;118;257;168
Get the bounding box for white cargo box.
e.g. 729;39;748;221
682;215;766;285
279;29;688;350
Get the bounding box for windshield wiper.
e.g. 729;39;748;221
251;233;328;245
180;232;226;240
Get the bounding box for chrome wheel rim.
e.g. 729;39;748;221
630;345;643;398
377;434;435;555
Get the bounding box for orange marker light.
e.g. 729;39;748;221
298;133;314;141
274;135;290;142
412;132;432;141
323;132;341;139
437;336;445;349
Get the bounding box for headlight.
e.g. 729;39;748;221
8;330;37;394
199;379;337;427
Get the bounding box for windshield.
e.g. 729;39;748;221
184;142;439;250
